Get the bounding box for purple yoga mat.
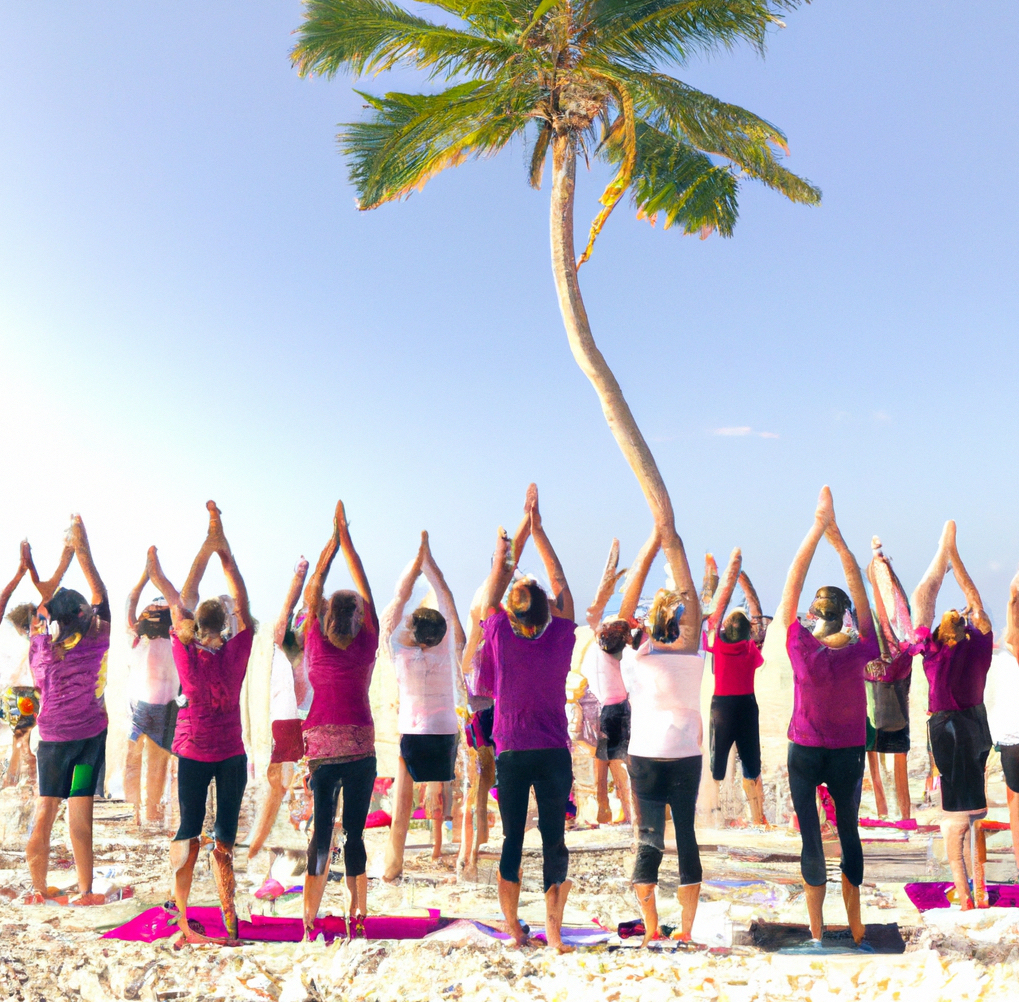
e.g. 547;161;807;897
104;906;448;943
904;882;1019;912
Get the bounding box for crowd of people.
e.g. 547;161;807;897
1;485;1018;951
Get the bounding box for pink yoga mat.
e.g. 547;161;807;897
104;906;448;943
904;882;1019;911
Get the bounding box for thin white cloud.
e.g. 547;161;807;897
713;426;753;436
758;431;780;439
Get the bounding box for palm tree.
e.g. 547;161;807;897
291;0;820;552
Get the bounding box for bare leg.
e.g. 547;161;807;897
124;737;143;825
608;760;632;824
971;819;988;908
893;754;911;821
303;872;329;939
347;872;368;920
426;782;444;859
544;879;574;953
172;837;220;945
67;796;102;904
944;813;973;908
594;759;611;824
677;882;699;941
211;840;239;941
474;746;495;853
634;882;660;946
497;874;528;947
742;775;767;827
1008;787;1019;873
868;751;888;818
841;874;865;944
26;797;60;895
384;758;415;881
248;763;287;858
144;738;171;824
805;883;826;941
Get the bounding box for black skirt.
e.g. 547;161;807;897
928;704;992;812
400;733;459;782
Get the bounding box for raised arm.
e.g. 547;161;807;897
274;557;310;648
738;570;763;621
126;564;150;632
67;515;106;609
0;549;28;620
304;500;344;624
422;538;466;661
146;546;189;634
218;542;253;635
910;520;955;632
659;523;701;653
26;539;75;604
825;516;873;640
336;501;373;609
619;528;660;622
180;501;224;613
700;553;719;616
510;485;535;571
586;538;624;630
1004;564;1019;655
775;486;833;632
379;534;426;646
949;535;991;635
527;491;574;621
706;547;742;634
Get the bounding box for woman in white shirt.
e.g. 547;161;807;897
618;526;704;946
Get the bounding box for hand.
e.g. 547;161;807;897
334;500;349;538
67;514;88;551
296;557;310;578
19;540;31;574
146;546;159;577
524;483;540;529
419;530;430;555
814;486;834;529
494;526;512;570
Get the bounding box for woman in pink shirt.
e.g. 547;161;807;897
148;502;253;946
301;500;378;939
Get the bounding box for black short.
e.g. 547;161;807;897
929;705;992;813
400;733;458;782
1000;743;1019;794
709;694;761;780
37;729;107;799
872;723;910;754
596;701;630;761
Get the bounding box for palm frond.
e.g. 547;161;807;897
608;120;740;237
585;0;803;68
292;0;517;79
420;1;534;37
341;80;540;208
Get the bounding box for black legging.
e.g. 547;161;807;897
307;756;376;877
628;754;702;886
787;742;865;887
175;753;247;844
495;747;572;892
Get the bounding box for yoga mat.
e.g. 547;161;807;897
471;920;612;947
104;906;449;943
904;882;1019;912
746;920;905;954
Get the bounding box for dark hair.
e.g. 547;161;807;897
597;619;630;655
47;589;92;640
720;609;752;643
506;580;550;631
412;607;447;647
195;598;227;637
647;589;683;644
136;603;172;640
809;586;852;624
6;603;36;636
328;590;360;644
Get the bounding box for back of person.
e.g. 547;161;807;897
476;608;575;752
581;641;628;707
30;618;110;743
921;626;993;713
621;639;703;759
303;610;378;730
706;635;762;697
392;635;457;734
786;621;877;748
130;635;179;707
171;629;251;762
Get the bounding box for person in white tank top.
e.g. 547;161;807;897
615;525;704;946
382;532;466;881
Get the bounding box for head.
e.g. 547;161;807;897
809;586;851;625
6;603;36;638
135;600;172;640
720;608;752;644
325;590;364;648
596;617;631;655
646;589;684;645
195;598;228;647
935;609;967;648
410;607;447;648
505;578;550;639
40;589;93;643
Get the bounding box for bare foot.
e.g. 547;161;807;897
71;892;108;906
596;805;612;825
499;919;530;948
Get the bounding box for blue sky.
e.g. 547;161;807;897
2;2;1016;627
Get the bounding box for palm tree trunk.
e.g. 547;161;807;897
548;132;675;533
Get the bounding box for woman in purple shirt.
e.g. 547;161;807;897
774;488;881;947
909;520;993;909
25;517;109;906
475;486;577;953
148;502;253;946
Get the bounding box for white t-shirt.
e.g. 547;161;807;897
620;640;704;759
580;642;628;707
985;648;1019;747
392;636;459;735
128;635;179;706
